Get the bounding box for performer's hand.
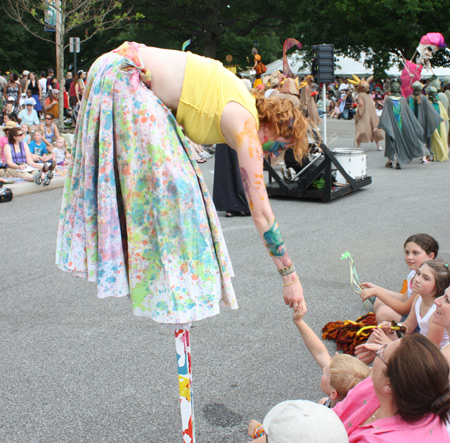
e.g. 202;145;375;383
283;275;305;312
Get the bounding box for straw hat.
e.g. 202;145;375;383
4;121;18;130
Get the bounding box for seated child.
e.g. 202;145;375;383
360;233;438;323
356;259;450;363
248;305;370;440
28;129;55;164
248;400;348;443
52;137;71;166
330;101;341;118
21;123;31;144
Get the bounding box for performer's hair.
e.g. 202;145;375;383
255;95;309;162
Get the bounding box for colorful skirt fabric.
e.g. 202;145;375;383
56;42;237;324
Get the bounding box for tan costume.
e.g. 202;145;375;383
349;75;383;147
300;83;320;126
355;92;384;145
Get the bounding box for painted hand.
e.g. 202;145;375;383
283;278;305;312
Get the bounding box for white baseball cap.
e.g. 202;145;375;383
263;400;349;443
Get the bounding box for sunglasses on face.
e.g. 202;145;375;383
45;117;52;120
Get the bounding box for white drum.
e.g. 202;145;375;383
332;148;367;183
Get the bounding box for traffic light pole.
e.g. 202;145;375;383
322;83;327;145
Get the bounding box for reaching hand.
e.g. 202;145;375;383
354;342;382;364
371;327;393;345
360;287;377;301
292;301;308;324
360;282;376;289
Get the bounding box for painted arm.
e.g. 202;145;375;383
293;305;331;369
221;103;304;310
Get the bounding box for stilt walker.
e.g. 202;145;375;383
56;40;308;442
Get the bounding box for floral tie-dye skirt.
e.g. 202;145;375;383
56;43;237;324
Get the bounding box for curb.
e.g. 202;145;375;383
6;176;66;197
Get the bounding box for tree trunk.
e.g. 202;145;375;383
202;30;219;59
56;0;65;131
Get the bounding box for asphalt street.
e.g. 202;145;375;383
1;118;450;443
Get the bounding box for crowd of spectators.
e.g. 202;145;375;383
0;67;81;186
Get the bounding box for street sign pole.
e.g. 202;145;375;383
69;37;81;73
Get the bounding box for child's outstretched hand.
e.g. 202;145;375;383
292;301;308;325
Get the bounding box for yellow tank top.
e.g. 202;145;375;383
176;52;259;145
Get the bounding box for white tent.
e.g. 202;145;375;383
262;51;450;78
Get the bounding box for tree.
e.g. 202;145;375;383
293;0;450;77
130;0;298;62
2;0;136;128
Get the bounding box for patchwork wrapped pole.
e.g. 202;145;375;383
175;329;195;443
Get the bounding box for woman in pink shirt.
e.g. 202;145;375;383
333;334;450;442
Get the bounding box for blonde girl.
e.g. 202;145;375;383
53;137;70;165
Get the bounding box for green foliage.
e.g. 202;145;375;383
1;0;448;76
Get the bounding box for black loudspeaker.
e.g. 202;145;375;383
313;44;334;83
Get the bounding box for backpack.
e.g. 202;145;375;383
260;62;267;73
0;186;13;203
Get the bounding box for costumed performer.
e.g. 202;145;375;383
253;54;265;88
400;32;447;98
348;75;384;150
378;80;427;169
56;41;309;442
408;81;443;162
299;75;321;126
428;86;448;161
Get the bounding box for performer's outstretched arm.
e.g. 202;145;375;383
221;102;304;311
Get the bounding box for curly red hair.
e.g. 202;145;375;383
255;95;309;162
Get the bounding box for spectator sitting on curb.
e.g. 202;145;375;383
2;126;53;185
248;400;348;443
18;98;40;126
44;89;59;119
28;129;55;165
52;137;71;166
39;113;60;147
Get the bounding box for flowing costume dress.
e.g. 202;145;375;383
378;96;426;166
56;42;250;325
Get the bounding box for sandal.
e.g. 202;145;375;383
43;171;53;186
385;161;393;168
34;170;42;185
43;160;57;172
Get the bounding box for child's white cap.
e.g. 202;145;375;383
263;400;348;443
